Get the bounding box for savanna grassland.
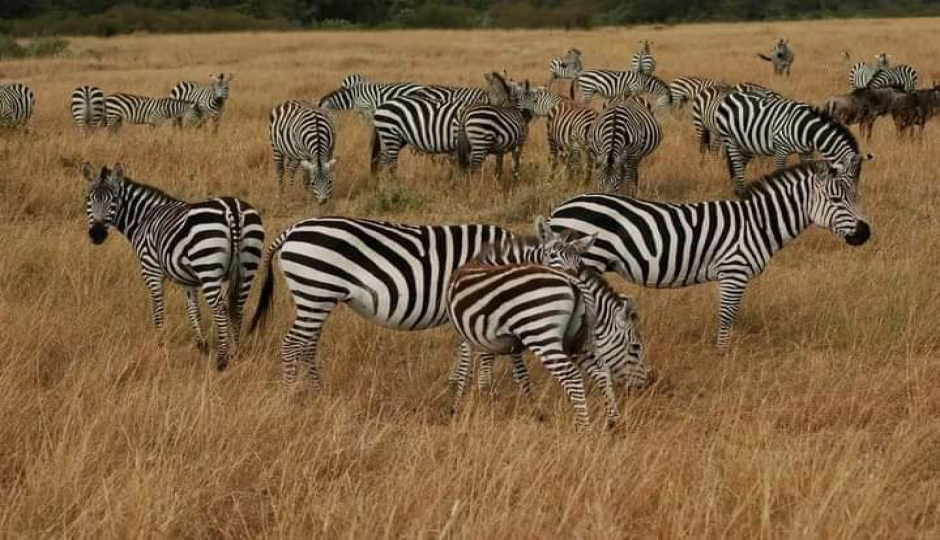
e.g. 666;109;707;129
1;18;940;539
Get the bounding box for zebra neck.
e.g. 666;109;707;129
114;182;180;236
743;179;812;252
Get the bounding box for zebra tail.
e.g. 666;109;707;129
757;53;773;62
456;120;471;171
247;229;289;333
370;126;381;174
227;203;244;322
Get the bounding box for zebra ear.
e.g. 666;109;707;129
570;233;596;254
619;294;638;315
300;160;318;172
110;163;125;183
325;158;337;170
81;162;96;183
534;215;555;241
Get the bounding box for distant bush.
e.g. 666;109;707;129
489;1;594;29
396;5;479;29
0;36;70;59
309;18;360;30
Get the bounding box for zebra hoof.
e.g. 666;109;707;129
195;340;209;355
215;357;229;372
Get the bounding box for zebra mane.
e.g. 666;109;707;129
318;86;348;107
469;233;555;265
807;105;860;153
117;172;179;202
740;161;820;198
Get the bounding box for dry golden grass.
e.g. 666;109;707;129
1;18;939;538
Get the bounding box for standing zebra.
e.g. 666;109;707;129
319;80;424;121
170;73;232;133
547;100;599;180
692;83;780;156
371;95;467;175
630;40;656;75
715;92;869;196
547;48;583;88
668;76;728;110
104;93;200;132
758;38;794;77
456;73;536;181
247;216;596;390
269;100;336;203
82;162;265;369
550;160;872;347
574;70;671;108
0;83;35;132
587;98;662;194
70;86;106;133
447;265;648;430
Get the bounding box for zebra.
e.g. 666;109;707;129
456;73;536;181
518;85;567;118
414;85;489;105
848;54;891;91
447;265;648;430
247;216;597;390
170;73;232;133
82;162;265;369
868;63;919;92
269;100;336;203
70;85;106;133
549;160;872;348
630;40;656;75
734;82;781;99
0;83;35;132
547;48;583;88
668;76;728;110
104;93;200;132
371;95;467;175
547;100;599;180
758;38;794;76
318;81;424;121
692;83;780;156
715;92;869;197
574;70;671;108
587;98;662;194
341;73;366;88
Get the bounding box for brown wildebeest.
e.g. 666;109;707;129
890;83;940;137
824;87;903;139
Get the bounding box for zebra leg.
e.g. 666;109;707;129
579;353;621;428
511;146;522;183
717;275;748;348
185;287;209;354
142;272;167;346
280;296;339;392
477;352;495;395
724;146;750;198
449;341;475;414
508;353;544;421
273;150;286;190
205;293;232;371
526;342;589;430
623;157;639;196
494;153;504;180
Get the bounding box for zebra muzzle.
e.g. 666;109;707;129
845;220;871;246
89;223;109;244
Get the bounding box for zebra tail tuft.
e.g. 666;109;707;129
248;229;289;333
227;203;243;323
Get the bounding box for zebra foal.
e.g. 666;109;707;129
104;93;200;132
83;163;265;369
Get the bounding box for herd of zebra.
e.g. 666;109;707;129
7;37;931;429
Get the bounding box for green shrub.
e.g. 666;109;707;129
365;187;428;214
0;35;69;59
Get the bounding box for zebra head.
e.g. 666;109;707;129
593;152;625;193
483;72;514;107
534;216;596;272
300;158;337;205
210;73;231;100
875;53;891;67
808;160;871;246
589;281;649;389
639;40;652;54
82;162;124;245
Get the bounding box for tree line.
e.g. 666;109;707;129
3;0;940;35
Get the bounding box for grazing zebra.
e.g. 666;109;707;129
318;81;424;121
371;95;467;174
630;40;656;75
547;100;599;180
668;76;728;110
587;99;662;194
550;160;872;347
868;63;919;92
82;162;265;369
247;216;596;390
692;83;780;155
456;73;536;181
848;54;891;91
574;70;671;108
414;85;489;105
715;93;869;196
70;85;106;133
170;73;232;133
269;100;336;203
547;48;583;87
447;265;648;430
0;83;35;132
104;93;199;132
758;38;794;76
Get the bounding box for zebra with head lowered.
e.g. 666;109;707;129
668;76;728;111
104;93;200;132
447;263;649;430
758;38;794;77
574;69;672;109
82;163;265;369
550;160;872;348
715;92;871;197
0;83;35;132
456;72;536;181
319;77;424;121
631;40;656;75
269;100;336;203
70;86;106;133
548;99;599;181
170;73;232;133
248;216;596;391
548;48;583;88
588;97;662;194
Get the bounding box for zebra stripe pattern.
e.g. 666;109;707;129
757;38;794;76
691;83;779;156
630;40;656;75
414;85;489;105
848;54;890;91
447;265;648;430
269;100;336;203
318;81;424;120
371;95;467;174
0;83;35;131
549;161;872;347
575;70;671;108
70;85;106;132
82;162;265;369
170;73;231;132
547;100;599;179
715;92;866;196
247;216;594;389
868;63;918;92
547;48;583;86
668;76;728;110
587;99;662;193
104;93;199;132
